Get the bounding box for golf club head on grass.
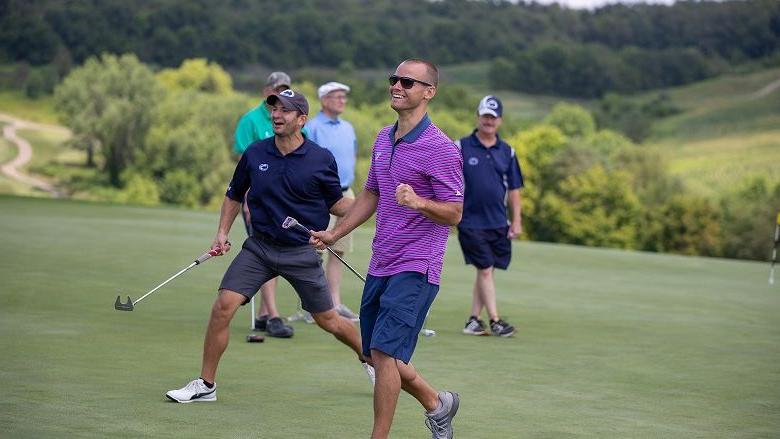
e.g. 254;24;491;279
114;295;134;311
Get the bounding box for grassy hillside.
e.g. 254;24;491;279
1;196;778;438
641;67;780;197
440;61;581;121
0;91;60;124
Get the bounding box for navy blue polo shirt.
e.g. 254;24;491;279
225;136;342;245
458;130;524;229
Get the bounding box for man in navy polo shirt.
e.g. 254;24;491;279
457;95;522;338
166;89;374;404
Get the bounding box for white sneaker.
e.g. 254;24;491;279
303;311;315;324
362;362;376;386
165;378;217;403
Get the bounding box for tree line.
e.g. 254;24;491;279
2;0;779;97
50;54;779;262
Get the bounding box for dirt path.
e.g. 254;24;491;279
0;113;69;197
752;77;780;99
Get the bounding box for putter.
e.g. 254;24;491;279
282;216;366;282
114;244;228;311
282;216;436;336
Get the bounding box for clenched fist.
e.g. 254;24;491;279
396;183;422;210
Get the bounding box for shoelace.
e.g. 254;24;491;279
186;380;204;392
425;416;448;436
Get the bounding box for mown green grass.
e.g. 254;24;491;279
1;196;778;438
0;91;60;124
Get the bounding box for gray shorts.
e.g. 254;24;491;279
219;237;333;314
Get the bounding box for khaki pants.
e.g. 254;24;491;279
328;187;354;253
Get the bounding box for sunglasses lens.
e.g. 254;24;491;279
399;78;415;89
389;75;416;89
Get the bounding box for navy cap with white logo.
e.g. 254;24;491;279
477;95;503;118
266;89;309;115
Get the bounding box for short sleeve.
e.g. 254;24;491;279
506;147;524;190
364;140;380;194
429;142;464;202
225;153;250;201
321;153;343;208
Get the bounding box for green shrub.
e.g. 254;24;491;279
159;170;201;207
118;173;160;206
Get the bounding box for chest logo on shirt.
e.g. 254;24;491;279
468;157;479;166
259;163;269;171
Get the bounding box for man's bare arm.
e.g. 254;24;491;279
396;183;462;226
507;188;522;239
212;196;241;254
311;189;378;248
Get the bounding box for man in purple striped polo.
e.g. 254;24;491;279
311;59;463;439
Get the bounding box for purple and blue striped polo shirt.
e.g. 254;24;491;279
364;114;464;285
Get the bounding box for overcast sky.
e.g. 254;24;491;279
525;0;676;9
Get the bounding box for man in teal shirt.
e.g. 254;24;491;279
234;72;290;154
232;71;295;338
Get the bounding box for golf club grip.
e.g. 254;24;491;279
195;242;230;264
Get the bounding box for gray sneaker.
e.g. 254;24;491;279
336;304;360;321
424;391;459;439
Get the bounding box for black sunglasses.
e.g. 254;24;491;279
388;75;433;89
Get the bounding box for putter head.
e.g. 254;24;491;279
281;216;298;230
114;295;134;311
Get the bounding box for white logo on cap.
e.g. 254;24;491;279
280;89;295;97
259;163;269;171
486;99;499;110
468;157;479;166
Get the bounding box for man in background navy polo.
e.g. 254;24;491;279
456;95;522;338
166;89;374;404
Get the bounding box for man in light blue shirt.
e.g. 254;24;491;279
305;81;360;321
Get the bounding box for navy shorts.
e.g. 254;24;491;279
457;226;512;270
219;237;333;313
360;272;439;363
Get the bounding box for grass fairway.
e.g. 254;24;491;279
1;196;778;438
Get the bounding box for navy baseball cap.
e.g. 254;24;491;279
477;95;503;117
266;89;309;115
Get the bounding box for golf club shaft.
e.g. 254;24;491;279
293;223;366;283
133;261;197;305
771;231;778;285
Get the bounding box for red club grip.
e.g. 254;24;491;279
195;241;231;264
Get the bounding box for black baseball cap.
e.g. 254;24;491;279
266;89;309;115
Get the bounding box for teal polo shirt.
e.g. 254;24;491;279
233;104;273;155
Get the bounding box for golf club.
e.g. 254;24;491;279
281;216;436;336
770;212;779;285
282;216;366;282
114;244;228;311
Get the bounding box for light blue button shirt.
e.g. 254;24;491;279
305;111;358;188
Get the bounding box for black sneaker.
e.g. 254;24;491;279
266;317;294;338
490;319;516;337
462;316;487;336
254;315;268;332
